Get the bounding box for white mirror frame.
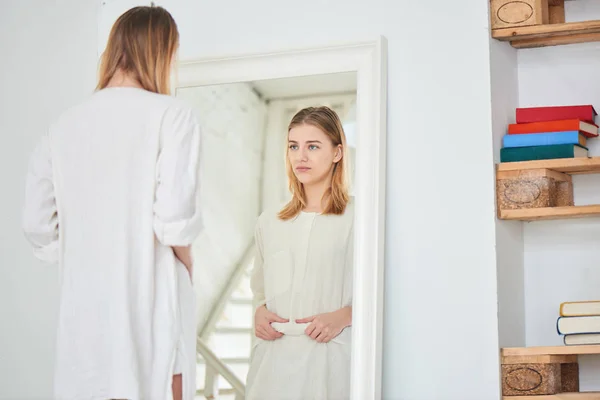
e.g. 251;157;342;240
176;36;388;400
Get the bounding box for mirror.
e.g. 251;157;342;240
174;38;386;400
177;72;357;398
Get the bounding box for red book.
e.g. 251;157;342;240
507;119;599;138
516;105;597;124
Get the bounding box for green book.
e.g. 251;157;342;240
500;143;589;162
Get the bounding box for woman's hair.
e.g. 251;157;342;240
96;5;179;95
278;106;350;220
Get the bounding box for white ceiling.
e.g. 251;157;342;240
250;71;357;100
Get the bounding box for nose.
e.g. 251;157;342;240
299;148;309;161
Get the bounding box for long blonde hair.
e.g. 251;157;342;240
278;106;350;220
96;5;179;95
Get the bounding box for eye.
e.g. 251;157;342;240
308;145;319;150
289;144;298;150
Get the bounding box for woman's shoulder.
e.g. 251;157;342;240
254;200;292;231
92;87;198;118
256;203;285;224
148;93;199;123
48;89;199;138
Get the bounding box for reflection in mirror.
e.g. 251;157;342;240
176;71;357;399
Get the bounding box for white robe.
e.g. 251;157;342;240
22;87;203;400
246;200;354;400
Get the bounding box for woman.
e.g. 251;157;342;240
246;106;354;400
21;5;202;400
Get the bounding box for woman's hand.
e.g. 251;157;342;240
254;305;288;340
173;246;193;281
295;306;352;343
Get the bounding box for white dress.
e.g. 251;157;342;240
246;200;354;400
21;87;203;400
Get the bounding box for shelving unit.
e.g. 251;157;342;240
490;2;600;399
497;157;600;174
500;205;600;221
496;157;600;221
490;0;600;48
504;393;600;399
503;345;600;357
501;345;600;399
492;20;600;49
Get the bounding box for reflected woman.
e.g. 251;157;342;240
247;106;354;400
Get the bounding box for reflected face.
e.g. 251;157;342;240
288;124;342;186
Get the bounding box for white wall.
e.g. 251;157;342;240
517;0;600;390
0;1;98;398
99;1;502;399
490;39;525;348
0;0;501;398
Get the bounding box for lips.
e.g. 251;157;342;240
295;166;311;172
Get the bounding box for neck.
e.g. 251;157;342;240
106;69;143;89
303;178;332;213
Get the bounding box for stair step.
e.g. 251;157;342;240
196;362;250;391
196;395;237;400
228;297;253;305
214;327;252;334
198;357;250;364
205;329;252;359
196;387;237;396
216;301;253;330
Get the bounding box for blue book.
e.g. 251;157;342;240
503;130;586;148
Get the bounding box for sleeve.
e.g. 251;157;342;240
249;219;266;310
153;103;203;246
342;226;354;308
22;134;59;263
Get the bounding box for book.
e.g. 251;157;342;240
500;143;588;163
557;315;600;335
516;105;597;125
564;333;600;346
503;131;587;148
508;119;599;138
560;300;600;317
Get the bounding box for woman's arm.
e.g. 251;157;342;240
250;221;266;310
295;306;352;343
153;103;203;251
340;305;352;327
173;245;193;279
22;133;59;263
250;220;288;340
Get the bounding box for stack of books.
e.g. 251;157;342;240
557;300;600;346
500;105;599;163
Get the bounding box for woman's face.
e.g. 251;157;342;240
288;124;342;186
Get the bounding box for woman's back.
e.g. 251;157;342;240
23;86;203;399
50;87;193;260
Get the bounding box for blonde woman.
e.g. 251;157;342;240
21;6;202;400
246;106;354;399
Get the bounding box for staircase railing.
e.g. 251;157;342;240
196;240;255;398
199;241;255;340
197;337;245;400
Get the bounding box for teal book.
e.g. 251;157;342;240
500;143;588;162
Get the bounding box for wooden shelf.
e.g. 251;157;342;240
497;157;600;175
499;205;600;221
492;20;600;49
497;157;600;221
504;393;600;400
501;345;600;398
502;344;600;357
